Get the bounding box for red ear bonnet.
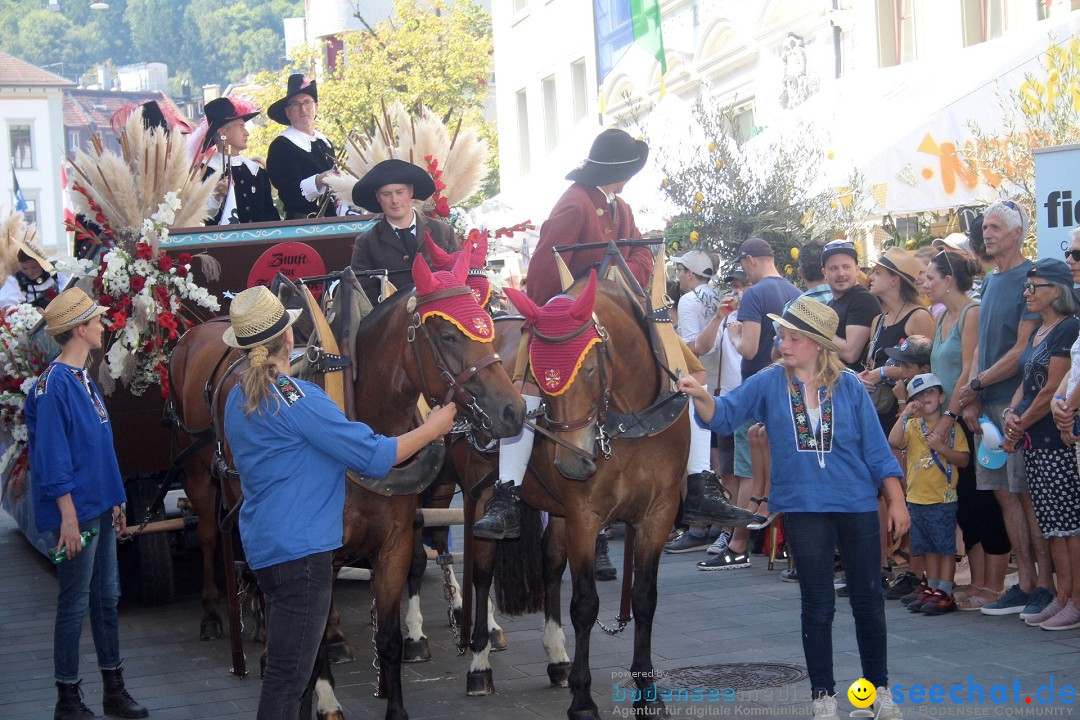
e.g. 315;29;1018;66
567;270;598;323
411;252;437;296
423;231;454;271
504;286;540;325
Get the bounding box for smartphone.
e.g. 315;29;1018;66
1072;414;1080;437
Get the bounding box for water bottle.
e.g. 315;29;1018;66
48;528;99;565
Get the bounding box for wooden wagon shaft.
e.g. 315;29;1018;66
414;507;464;526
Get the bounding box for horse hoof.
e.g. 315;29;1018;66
327;640;354;664
547;661;572;688
452;606;463;628
403;636;431;663
200;619;222;640
489;628;508;651
466;669;494;696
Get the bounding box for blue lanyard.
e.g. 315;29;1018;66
920;418;954;484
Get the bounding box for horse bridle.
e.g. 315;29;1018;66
408;286;502;432
528;316;615;462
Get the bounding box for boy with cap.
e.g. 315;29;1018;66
889;373;969;615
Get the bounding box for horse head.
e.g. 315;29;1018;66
506;271;606;480
409;247;523;438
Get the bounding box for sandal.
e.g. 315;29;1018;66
888;550;910;570
957;587;1003;611
746;496;776;528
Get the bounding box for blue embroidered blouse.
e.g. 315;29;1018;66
225;374;398;571
696;365;902;513
25;362;126;532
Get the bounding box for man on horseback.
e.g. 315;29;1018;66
474;128;755;543
349;159;459;305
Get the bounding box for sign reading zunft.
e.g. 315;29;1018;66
1034;143;1080;260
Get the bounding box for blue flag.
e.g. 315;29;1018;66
12;160;27;213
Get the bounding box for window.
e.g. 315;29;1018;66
18;195;37;226
542;75;558;152
732;105;756;143
962;0;1005;47
10;125;32;169
513;0;528;12
876;0;916;67
68;131;81;152
571;59;588;123
516;89;531;174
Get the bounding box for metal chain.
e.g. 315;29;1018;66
595;614;631;636
436;553;466;655
369;597;380;674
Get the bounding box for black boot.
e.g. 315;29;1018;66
594;534;617;581
101;666;148;718
682;471;759;527
473;480;522;540
54;681;100;720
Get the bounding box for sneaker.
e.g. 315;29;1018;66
1041;599;1080;631
780;568;799;582
697;551;751;571
1018;586;1055;620
900;578;930;605
980;584;1033;616
1025;597;1065;627
706;530;732;555
919;590;956;615
811;693;839;719
884;571;920;600
873;686;905;719
907;588;937;613
664;531;711;554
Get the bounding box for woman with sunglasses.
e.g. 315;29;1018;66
1001;259;1080;629
924;249;1011;611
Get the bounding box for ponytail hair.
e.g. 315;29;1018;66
238;333;289;415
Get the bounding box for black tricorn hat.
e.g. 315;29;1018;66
267;74;318;126
140;100;169;132
351;159;436;213
565;129;649;186
202;97;260;151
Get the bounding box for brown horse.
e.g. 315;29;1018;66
168;252;524;720
471;272;689;719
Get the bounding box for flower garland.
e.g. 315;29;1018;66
424;154;451;218
65;191;220;397
0;304;53;497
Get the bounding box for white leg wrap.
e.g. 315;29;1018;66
499;394;541;486
687;384;711;474
404;594;425;641
542;618;571;664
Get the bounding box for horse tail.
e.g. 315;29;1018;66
492;504;544;616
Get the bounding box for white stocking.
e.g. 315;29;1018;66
498;394;541;487
687;384;712;475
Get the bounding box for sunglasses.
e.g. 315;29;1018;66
935;249;955;277
1023;282;1053;293
824;239;855;250
1065;249;1080;262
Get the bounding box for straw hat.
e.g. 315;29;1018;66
223;286;301;349
17;237;55;274
767;296;839;352
871;247;921;290
43;288;108;336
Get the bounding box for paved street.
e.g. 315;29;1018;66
2;510;1078;720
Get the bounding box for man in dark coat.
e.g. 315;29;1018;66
265;74;340;219
348;159;458;304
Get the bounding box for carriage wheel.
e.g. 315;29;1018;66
119;475;175;606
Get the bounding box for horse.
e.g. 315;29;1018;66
470;271;688;719
168;248;525;720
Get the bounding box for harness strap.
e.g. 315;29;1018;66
417;286;473;305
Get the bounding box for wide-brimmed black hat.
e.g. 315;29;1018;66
140;101;169;131
565;129;649;186
351;159;436;213
202;97;260;151
267;74;318;126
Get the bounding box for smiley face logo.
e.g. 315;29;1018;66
847;678;876;709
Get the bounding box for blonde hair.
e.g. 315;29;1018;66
782;344;845;400
238;334;289;415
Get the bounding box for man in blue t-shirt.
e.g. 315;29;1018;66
954;200;1048;619
698;237;799;571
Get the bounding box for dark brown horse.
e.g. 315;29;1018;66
470;272;688;719
168;252;524;720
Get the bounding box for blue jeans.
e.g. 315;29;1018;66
254;551;334;720
785;511;888;696
54;510;120;683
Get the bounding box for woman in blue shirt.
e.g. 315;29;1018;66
26;288;148;720
221;285;455;720
679;296;909;720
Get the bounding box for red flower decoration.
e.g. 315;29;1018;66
178;252;192;266
176;266;189;278
130;276;146;292
153;285;169;304
157;254;173;272
109;311;127;331
44;288;58;301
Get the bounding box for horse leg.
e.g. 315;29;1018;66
323;583;354;664
466;538;496;696
185;462;223;640
541;517;571;688
402;527;431;663
566;518;602;720
486;593;506;651
312;637;345;720
374;552;411;720
628;520;668;716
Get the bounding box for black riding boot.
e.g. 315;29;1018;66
473;480;522;540
101;666;148;718
594;534;617;581
682;470;759;527
54;681;100;720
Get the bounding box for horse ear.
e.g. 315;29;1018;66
412;252;437;295
568;270;598;322
451;240;471;286
424;231;454;270
504;286;541;325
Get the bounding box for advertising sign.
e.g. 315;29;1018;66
1034;143;1080;260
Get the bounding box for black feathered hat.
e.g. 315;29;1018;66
565;129;649;186
351;159;436;214
267;74;318;126
140;101;169;132
202;97;260;152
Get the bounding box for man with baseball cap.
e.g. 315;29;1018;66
821;238;880;371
